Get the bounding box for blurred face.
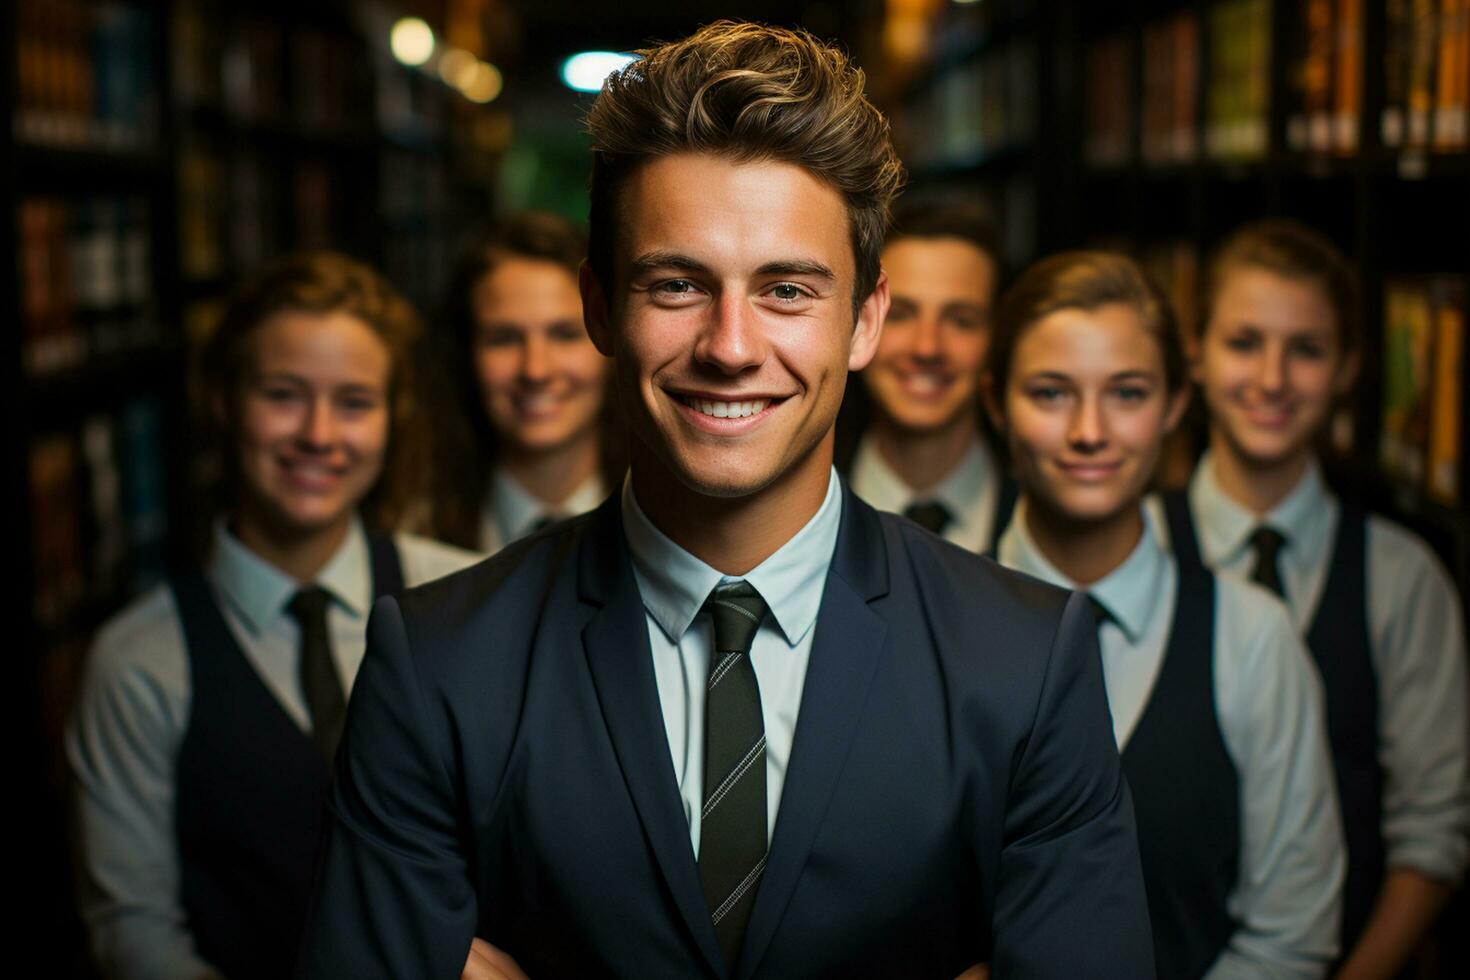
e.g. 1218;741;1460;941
472;257;609;457
865;236;996;434
583;152;886;499
231;310;391;536
1004;303;1187;524
1196;265;1357;469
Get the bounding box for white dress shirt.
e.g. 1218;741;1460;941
1186;452;1470;885
66;518;480;980
621;469;843;856
480;468;608;554
849;434;1000;552
999;497;1345;979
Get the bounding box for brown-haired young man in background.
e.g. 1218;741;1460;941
299;22;1154;980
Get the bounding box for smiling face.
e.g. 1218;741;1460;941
864;235;996;436
472;257;609;458
1196;265;1358;471
230;310;391;537
583;152;886;502
1004;302;1188;525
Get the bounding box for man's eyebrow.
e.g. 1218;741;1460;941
628;251;711;276
754;260;835;281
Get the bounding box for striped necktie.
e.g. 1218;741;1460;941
698;580;770;971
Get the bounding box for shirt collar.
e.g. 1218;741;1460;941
851;433;994;525
996;496;1169;644
207;515;371;635
620;468;844;648
489;468;609;545
1189;450;1333;569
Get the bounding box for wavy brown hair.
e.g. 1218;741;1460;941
584;20;906;315
199;251;427;538
427;212;626;549
986;250;1185;405
1202;218;1360;354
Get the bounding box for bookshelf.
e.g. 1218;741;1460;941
6;0;497;963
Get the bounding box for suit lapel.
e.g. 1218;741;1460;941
577;498;725;978
737;488;891;980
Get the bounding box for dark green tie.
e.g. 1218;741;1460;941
1087;594;1115;639
903;500;953;535
1248;527;1288;600
699;580;770;971
287;587;345;762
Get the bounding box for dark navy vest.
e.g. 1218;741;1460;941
1121;561;1240;979
1164;491;1382;953
171;535;403;980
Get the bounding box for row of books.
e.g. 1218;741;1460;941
17;196;158;376
1086;0;1470;167
1285;0;1363;155
903;40;1037;171
1383;0;1470;150
1380;276;1465;503
172;3;377;132
30;400;169;631
13;0;159;150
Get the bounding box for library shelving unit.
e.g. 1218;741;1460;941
7;0;494;963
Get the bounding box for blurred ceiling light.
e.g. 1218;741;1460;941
462;61;504;104
438;47;479;89
561;51;638;92
390;17;435;66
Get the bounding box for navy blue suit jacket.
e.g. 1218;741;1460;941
299;487;1153;979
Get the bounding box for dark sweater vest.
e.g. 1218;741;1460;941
1121;561;1240;979
1164;491;1383;953
171;535;403;980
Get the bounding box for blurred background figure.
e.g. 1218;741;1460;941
427;211;621;552
1165;220;1469;980
843;198;1014;552
65;253;477;980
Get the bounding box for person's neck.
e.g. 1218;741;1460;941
502;431;600;507
1208;429;1311;517
1023;494;1143;587
871;412;976;493
232;506;353;584
630;437;833;577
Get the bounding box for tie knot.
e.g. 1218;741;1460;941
1250;526;1287;560
287;587;332;624
703;581;769;656
903;500;953;535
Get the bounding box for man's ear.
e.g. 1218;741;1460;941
580;261;616;357
1163;381;1193;435
848;271;889;372
1333;345;1361;396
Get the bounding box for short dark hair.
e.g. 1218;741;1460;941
1203;218;1360;354
886;197;1004;281
200;250;425;532
584;20;905;314
987;251;1185;403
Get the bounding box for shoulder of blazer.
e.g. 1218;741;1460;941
388;511;595;656
878;510;1076;663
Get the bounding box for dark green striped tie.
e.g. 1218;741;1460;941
698;580;770;971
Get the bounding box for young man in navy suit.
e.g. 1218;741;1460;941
299;21;1154;980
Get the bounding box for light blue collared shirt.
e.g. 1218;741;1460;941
621;468;843;856
850;433;1000;553
480;468;607;555
1187;451;1470;884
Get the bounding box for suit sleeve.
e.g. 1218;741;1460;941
297;596;478;980
990;590;1155;979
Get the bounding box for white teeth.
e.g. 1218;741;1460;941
683;396;771;418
